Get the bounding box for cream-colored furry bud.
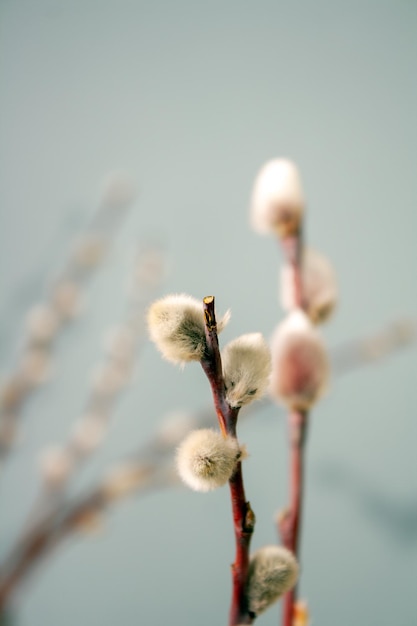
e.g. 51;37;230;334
280;248;337;324
72;234;108;268
71;414;107;455
247;545;299;616
91;361;131;396
39;446;73;487
104;325;136;363
176;429;241;492
250;159;304;237
19;348;53;387
222;333;271;408
102;463;152;501
147;294;230;365
25;305;59;345
270;310;329;410
51;280;83;320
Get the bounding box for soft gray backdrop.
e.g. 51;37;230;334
0;1;416;625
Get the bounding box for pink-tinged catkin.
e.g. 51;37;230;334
39;446;73;487
269;310;329;410
25;305;60;346
250;159;304;238
280;247;337;324
51;280;83;320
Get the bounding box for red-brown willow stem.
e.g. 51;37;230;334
278;410;308;626
201;296;255;626
278;232;309;626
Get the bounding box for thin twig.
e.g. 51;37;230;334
278;410;308;626
0;316;414;614
0;182;134;462
201;296;255;626
278;231;308;626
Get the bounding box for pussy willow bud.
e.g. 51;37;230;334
25;305;59;346
39;446;73;487
270;310;329;410
280;247;337;324
222;333;271;408
91;362;131;397
250;159;304;238
72;234;108;268
19;349;53;387
72;508;104;535
102;463;152;501
176;429;241;492
247;545;299;616
104;325;136;363
51;280;83;320
71;414;107;455
147;294;230;364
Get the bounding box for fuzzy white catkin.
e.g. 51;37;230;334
25;305;59;345
176;429;240;492
147;294;230;364
40;446;73;486
222;333;271;408
51;280;83;320
71;414;107;455
250;159;304;237
280;247;337;324
19;349;53;387
102;463;151;500
246;545;299;616
269;309;329;410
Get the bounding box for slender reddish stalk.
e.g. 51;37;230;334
228;466;255;625
201;296;255;626
280;233;303;309
278;410;308;626
278;231;307;626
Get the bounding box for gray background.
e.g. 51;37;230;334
0;1;416;625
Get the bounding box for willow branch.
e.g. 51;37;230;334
0;186;134;462
278;410;308;626
201;295;255;626
278;231;307;626
0;315;414;613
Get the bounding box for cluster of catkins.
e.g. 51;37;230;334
251;158;337;410
146;158;336;619
147;293;269;490
147;294;298;616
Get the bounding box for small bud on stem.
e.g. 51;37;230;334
176;428;241;492
250;159;304;238
270;310;329;410
280;247;337;324
246;545;299;616
147;294;230;365
222;333;271;408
